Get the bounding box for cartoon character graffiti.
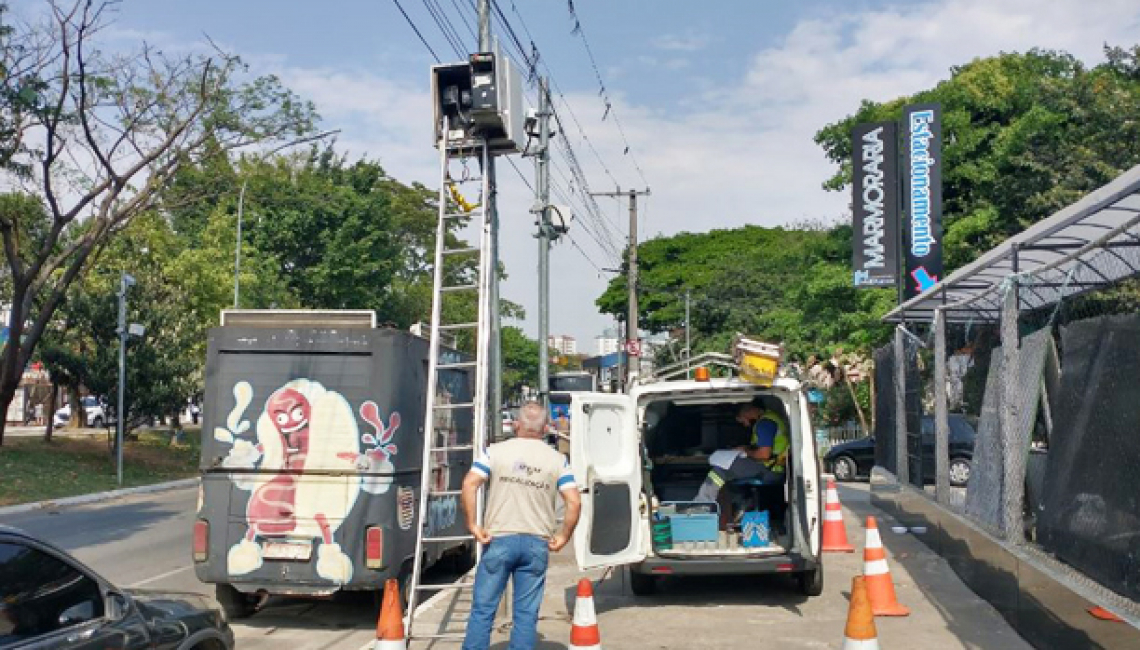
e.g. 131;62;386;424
213;379;401;584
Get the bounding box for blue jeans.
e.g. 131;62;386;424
462;534;549;650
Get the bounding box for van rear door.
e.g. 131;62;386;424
792;392;822;559
569;393;646;570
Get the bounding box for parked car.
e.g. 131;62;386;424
52;396;106;429
501;408;516;438
0;525;234;649
824;414;976;486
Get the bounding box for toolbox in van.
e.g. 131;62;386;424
662;502;719;542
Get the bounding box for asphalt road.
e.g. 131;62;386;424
0;486;394;650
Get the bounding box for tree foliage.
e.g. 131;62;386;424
815;46;1140;270
0;1;315;443
597;225;895;361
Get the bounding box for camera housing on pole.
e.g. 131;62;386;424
430;40;524;156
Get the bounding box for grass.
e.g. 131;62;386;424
0;428;201;507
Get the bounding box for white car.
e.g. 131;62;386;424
53;395;107;428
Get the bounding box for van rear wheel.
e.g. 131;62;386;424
797;565;823;597
629;568;657;596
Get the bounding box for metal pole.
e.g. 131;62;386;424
116;274;128;487
894;325;908;486
476;0;502;440
627;189;639;383
684;290;691;379
933;306;950;505
1000;268;1024;543
234;181;246;309
535;78;552;407
477;0;491;51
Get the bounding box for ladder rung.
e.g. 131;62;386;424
438;361;477;370
441;284;478;293
422;534;474;543
434;402;475;410
434;444;474;452
410;632;469;640
429;489;463;496
414;582;474;591
438;322;478;331
442;247;479;256
443;212;477;219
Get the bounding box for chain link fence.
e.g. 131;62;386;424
873;219;1140;608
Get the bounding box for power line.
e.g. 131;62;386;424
392;0;441;63
420;0;467;58
561;1;651;187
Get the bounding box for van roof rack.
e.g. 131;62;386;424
641;352;739;383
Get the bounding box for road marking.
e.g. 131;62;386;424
128;565;194;588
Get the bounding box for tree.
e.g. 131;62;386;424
814;46;1140;270
0;1;315;443
597;225;895;361
500;325;539;402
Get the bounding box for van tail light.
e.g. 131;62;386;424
193;520;209;562
366;527;385;569
777;563;795;572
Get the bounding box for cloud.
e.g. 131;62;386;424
653;33;712;53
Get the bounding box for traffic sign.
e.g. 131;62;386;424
625;339;642;356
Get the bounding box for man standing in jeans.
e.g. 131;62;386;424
461;401;582;649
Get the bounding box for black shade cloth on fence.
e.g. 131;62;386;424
1039;314;1140;602
874;343;896;475
903;339;924;488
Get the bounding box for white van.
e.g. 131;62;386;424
569;371;823;596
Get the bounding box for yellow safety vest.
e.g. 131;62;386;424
751;413;789;473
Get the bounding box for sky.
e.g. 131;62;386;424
17;0;1140;353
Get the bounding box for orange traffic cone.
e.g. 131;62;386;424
863;516;909;617
822;478;855;552
842;576;880;649
373;578;407;650
569;578;602;650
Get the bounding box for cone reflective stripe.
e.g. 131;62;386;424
842;576;880;650
374;578;407;650
821;478;855;552
863;516;910;617
569;578;602;650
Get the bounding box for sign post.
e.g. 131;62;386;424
851;122;900;289
902;103;944;299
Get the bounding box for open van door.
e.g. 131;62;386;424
793;392;822;559
570;393;646;571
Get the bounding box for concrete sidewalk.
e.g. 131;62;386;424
409;483;1031;649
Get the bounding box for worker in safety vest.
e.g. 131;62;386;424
736;403;789;473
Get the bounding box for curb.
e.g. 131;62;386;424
0;477;198;517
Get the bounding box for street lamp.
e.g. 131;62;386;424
116;272;144;486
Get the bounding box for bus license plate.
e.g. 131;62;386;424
263;542;312;561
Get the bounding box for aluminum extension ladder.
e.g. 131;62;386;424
405;120;492;644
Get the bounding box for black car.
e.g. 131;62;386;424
0;526;233;650
824;414;976;486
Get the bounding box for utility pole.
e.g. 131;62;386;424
532;77;555;407
591;187;650;387
477;0;503;438
234;180;246;309
116;272;136;486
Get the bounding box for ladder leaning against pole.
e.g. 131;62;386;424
405;119;493;644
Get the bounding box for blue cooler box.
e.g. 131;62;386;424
663;502;719;542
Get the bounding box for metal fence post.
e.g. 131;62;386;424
934;307;950;505
1000;280;1024;543
894;325;909;486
